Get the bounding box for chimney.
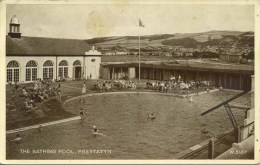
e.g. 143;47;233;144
92;46;95;51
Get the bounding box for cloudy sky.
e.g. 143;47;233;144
6;4;254;39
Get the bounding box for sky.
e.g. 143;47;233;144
6;4;254;39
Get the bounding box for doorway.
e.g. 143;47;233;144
75;66;82;79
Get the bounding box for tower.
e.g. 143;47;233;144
8;14;21;38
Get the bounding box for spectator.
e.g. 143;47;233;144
14;81;19;91
57;90;62;100
22;87;29;97
24;99;34;110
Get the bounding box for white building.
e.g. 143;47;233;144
6;15;102;83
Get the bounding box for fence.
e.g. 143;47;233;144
173;122;254;159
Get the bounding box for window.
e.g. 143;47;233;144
73;60;81;66
7;60;20;82
58;60;69;78
26;60;38;81
43;60;54;80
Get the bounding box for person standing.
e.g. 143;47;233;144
79;108;85;119
33;81;38;91
57;90;62;100
14;81;19;92
82;82;86;94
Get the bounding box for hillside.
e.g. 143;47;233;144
85;31;254;49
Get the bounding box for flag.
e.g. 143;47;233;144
139;19;145;27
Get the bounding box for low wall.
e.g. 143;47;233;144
63;89;220;106
6;116;81;135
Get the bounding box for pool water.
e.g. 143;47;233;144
6;90;250;159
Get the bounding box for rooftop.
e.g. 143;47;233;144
6;35;91;56
101;60;254;74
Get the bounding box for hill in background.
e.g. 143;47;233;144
85;31;254;49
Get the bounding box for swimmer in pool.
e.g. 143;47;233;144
38;125;43;133
150;113;155;120
92;125;98;133
92;126;106;137
9;134;22;143
79;108;85;119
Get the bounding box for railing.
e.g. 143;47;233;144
174;122;254;159
239;121;254;142
174;129;236;159
208;130;237;159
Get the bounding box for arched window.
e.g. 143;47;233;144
26;60;38;81
26;60;37;67
7;60;20;82
43;60;53;67
43;60;54;80
73;60;81;66
58;60;69;78
7;61;19;67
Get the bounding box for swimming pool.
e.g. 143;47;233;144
6;90;250;159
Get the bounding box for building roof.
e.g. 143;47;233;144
101;60;254;74
6;35;91;56
170;60;254;73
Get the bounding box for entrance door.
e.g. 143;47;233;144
75;67;82;79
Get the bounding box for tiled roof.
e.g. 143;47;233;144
172;60;254;72
102;61;254;74
6;35;91;56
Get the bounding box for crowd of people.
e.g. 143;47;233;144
146;75;212;92
8;75;215;141
94;80;137;92
14;79;62;113
11;76;214;115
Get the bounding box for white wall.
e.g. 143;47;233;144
57;56;84;79
7;56;56;82
128;67;136;79
7;55;102;82
85;56;101;79
241;75;254;141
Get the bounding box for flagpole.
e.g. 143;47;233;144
138;23;141;83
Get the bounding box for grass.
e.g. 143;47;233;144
6;82;78;130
